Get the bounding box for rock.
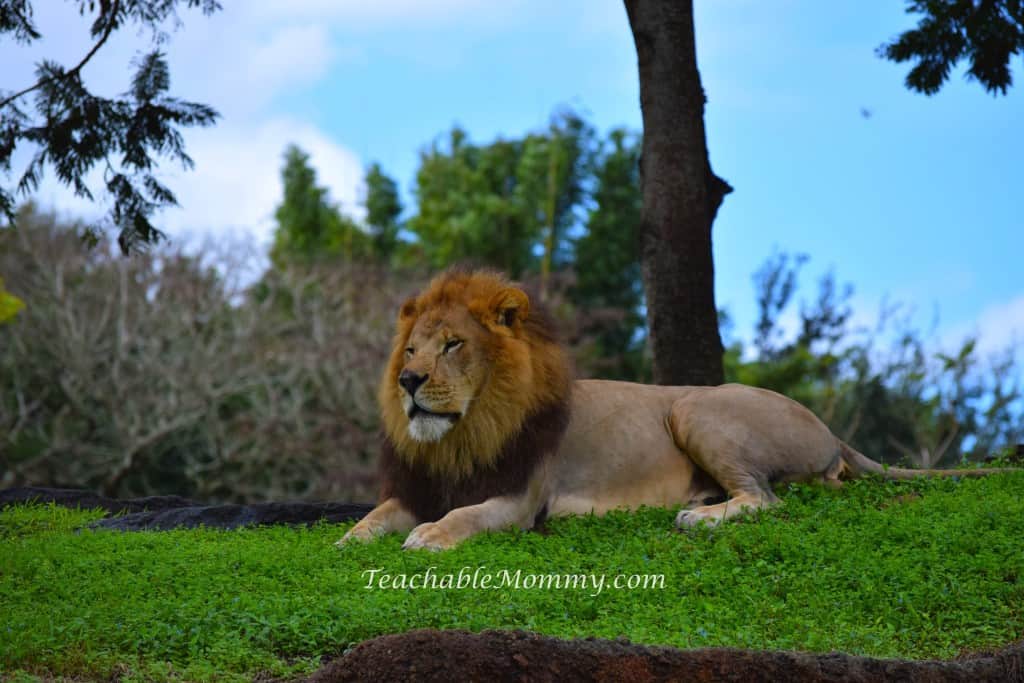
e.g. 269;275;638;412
0;486;197;514
0;486;373;531
92;500;374;531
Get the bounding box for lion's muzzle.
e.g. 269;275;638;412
399;369;428;396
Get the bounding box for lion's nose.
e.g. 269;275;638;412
399;369;428;396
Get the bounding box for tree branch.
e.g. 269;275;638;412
0;0;121;111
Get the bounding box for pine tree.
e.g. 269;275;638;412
271;145;368;263
363;162;402;263
408;111;592;279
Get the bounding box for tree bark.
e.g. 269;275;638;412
624;0;732;386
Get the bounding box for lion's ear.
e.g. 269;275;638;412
399;297;418;321
488;287;529;328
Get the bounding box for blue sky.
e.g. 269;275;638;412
3;0;1022;358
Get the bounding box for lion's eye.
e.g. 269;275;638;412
404;347;415;357
443;339;463;354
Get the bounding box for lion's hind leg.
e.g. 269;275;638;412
820;452;845;490
675;454;840;527
667;385;849;528
667;390;787;528
675;488;779;528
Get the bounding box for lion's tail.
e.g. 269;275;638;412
838;442;1018;480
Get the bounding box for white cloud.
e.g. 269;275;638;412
247;24;339;90
2;3;367;246
183;22;343;118
160;10;360;119
25;117;365;252
1;0;556;236
154;119;366;247
945;295;1024;360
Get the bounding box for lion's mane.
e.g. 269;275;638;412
377;269;572;522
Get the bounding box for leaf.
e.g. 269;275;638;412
0;276;25;323
130;51;171;102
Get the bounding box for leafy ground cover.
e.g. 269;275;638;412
1;473;1023;682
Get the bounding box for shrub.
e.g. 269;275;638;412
0;206;422;502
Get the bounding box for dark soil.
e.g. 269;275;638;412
0;486;372;530
305;629;1024;683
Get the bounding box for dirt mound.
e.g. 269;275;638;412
0;486;372;530
306;629;1024;683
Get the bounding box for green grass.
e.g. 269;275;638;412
2;474;1023;682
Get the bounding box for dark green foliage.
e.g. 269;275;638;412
725;251;1023;467
3;472;1023;680
0;0;221;252
880;0;1024;95
526;110;594;290
408;110;593;279
402;112;645;377
271;145;372;263
410;127;527;274
403;110;648;375
0;1;40;43
363;162;403;262
571;129;647;380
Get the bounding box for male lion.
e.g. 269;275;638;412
338;269;1009;551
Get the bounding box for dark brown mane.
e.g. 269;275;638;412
379;394;570;524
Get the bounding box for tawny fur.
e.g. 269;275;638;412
340;269;1017;551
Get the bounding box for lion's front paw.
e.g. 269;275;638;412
402;522;457;551
675;507;723;529
335;522;381;548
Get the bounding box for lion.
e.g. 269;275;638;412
338;268;1014;551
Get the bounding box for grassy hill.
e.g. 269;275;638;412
2;473;1023;682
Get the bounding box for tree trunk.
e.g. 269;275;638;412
624;0;732;386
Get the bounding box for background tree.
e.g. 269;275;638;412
408;111;592;279
623;0;733;387
0;204;405;501
363;162;402;263
270;144;369;263
724;251;1023;468
880;0;1024;95
409;127;529;274
527;110;593;299
570;128;647;380
0;0;222;252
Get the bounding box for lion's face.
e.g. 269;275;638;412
379;270;570;476
397;305;492;442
